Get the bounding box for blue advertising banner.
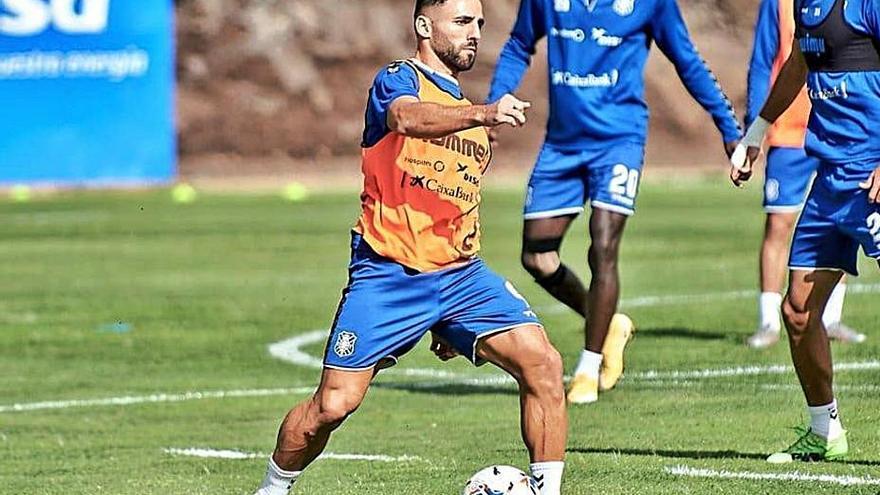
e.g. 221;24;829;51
0;0;175;186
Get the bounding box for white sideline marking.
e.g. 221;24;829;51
629;360;880;381
269;330;880;388
0;387;314;413
665;465;880;486
538;283;880;315
0;211;109;225
164;447;421;463
269;330;464;378
761;383;880;393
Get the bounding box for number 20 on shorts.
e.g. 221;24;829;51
610;164;640;199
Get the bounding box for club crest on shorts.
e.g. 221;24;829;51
333;331;358;358
613;0;635;16
765;179;780;202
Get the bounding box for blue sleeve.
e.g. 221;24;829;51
746;0;780;126
362;62;420;147
486;0;546;103
651;0;743;142
859;0;880;36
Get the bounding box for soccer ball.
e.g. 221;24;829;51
462;465;540;495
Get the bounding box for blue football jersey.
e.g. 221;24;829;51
796;0;880;170
487;0;742;149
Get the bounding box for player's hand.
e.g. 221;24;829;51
486;94;531;128
430;333;459;361
729;143;760;188
724;140;738;159
859;166;880;203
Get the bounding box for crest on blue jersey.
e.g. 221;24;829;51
554;0;570;12
333;331;358;358
613;0;635;16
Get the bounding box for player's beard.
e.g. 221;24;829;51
432;34;478;72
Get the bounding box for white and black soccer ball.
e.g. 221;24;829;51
462;465;540;495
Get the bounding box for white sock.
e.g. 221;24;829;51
254;457;301;495
822;283;846;328
808;400;844;440
759;292;783;332
530;461;564;495
573;349;602;379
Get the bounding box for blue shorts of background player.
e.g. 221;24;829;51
323;234;542;371
523;141;645;219
789;161;880;276
763;147;820;213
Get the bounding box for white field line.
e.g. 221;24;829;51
0;311;38;324
761;383;880;393
630;360;880;381
269;330;880;385
538;283;880;315
0;387;314;413
269;330;463;379
164;447;421;463
4;364;877;415
665;465;880;486
0;211;110;225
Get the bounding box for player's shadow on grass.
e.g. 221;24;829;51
639;327;730;341
567;447;880;466
373;381;517;396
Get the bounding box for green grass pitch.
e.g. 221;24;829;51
1;178;879;494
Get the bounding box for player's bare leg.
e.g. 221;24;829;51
255;369;372;494
565;208;635;403
477;325;566;494
521;215;588;316
586;209;628;352
768;269;848;463
751;213;864;348
750;212;798;348
782;269;840;406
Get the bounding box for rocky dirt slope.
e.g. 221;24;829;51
176;0;760;174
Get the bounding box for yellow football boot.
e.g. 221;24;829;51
566;373;599;405
598;313;635;391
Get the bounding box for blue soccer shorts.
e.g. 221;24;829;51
763;147;820;213
322;234;542;371
789;161;880;276
523;142;645;219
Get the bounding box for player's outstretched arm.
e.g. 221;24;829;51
387;94;531;139
651;0;742;152
730;39;808;186
486;0;545;104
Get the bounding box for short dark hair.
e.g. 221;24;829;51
414;0;449;18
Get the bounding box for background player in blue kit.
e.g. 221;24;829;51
731;0;880;461
745;0;865;349
487;0;742;404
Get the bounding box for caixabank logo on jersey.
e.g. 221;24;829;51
0;0;175;185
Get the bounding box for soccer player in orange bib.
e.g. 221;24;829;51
253;1;567;494
745;0;865;348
